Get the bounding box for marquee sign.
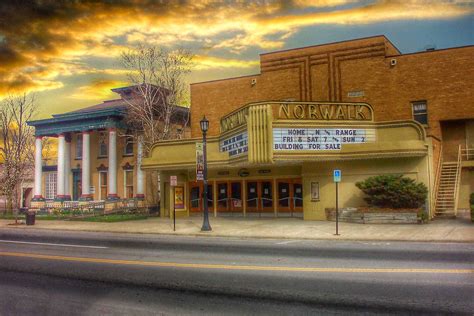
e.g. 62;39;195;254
220;131;248;157
273;128;376;151
220;107;249;133
277;103;373;121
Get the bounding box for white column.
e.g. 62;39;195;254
136;136;145;199
108;128;118;199
56;134;66;199
33;136;43;200
64;137;71;200
81;131;91;199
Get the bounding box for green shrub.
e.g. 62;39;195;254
356;174;428;209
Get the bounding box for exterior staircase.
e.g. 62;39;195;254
434;145;462;217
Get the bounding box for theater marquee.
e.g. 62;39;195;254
277;103;373;121
273;127;376;151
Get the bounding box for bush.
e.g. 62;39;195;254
356;175;428;209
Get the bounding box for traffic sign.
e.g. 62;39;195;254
333;169;341;183
170;175;177;186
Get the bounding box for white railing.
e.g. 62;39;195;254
453;145;462;216
460;146;474;161
433;144;443;217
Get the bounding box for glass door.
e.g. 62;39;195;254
230;182;243;212
277;181;291;211
189;183;201;212
292;180;303;212
246;181;259;212
216;182;229;212
260;181;273;212
206;184;214;212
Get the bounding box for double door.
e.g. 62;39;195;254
189;183;214;212
246;180;273;213
216;181;243;212
277;179;303;213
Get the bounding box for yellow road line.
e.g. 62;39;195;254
1;251;473;274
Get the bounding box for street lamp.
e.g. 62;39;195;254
200;115;212;231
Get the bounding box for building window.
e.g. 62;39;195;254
124;170;134;198
124;136;134;155
75;134;82;159
98;132;108;157
45;172;57;200
99;171;108;200
412;101;428;125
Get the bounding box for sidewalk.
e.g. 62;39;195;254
2;214;473;242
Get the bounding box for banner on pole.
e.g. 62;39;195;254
174;186;184;209
196;142;204;181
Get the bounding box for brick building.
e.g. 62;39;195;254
143;35;474;221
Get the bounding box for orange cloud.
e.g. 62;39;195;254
68;79;128;100
0;0;471;100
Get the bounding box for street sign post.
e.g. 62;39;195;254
333;169;341;236
170;175;177;231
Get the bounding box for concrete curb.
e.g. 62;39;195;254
3;225;474;244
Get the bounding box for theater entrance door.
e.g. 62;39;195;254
246;180;273;214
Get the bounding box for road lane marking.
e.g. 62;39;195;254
276;240;301;245
0;240;108;249
0;251;472;274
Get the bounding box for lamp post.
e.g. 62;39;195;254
200;116;212;231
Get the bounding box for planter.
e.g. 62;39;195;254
325;207;419;224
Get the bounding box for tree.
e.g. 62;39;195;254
0;94;36;218
120;45;193;155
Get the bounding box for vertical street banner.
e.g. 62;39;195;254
196;142;204;181
174;186;184;209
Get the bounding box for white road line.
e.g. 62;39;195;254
0;240;108;249
276;240;300;245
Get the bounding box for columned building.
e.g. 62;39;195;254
28;86;189;205
142;35;473;221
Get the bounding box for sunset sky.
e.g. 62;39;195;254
0;0;472;119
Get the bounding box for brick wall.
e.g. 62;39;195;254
190;35;474;147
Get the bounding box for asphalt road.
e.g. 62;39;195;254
0;229;473;315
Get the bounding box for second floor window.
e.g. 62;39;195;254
124;136;134;155
412;101;428;125
75;134;82;159
99;132;108;157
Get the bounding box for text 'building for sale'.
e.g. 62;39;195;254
142;35;474;221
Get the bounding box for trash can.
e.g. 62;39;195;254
26;211;36;226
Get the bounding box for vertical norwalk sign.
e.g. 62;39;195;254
196;143;204;181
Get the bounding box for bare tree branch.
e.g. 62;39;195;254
0;94;36;215
120;44;193;154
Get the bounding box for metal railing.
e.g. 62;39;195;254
433;144;443;217
460;146;474;161
453;145;462;216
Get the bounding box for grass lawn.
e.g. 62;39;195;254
73;214;149;222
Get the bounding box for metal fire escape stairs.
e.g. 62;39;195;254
434;145;462;217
